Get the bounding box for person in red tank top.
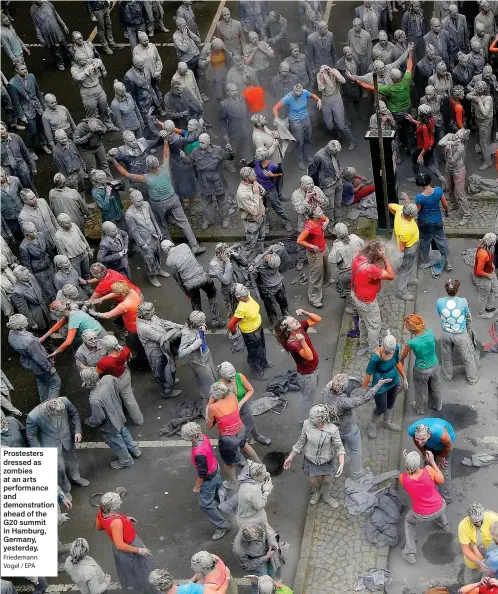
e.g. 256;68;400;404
180;422;231;541
472;233;498;318
297;205;330;308
95;491;156;591
206;382;261;488
460;577;498;594
399;450;448;564
88;262;141;303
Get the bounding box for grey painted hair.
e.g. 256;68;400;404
414;423;431;439
391;68;402;81
329;373;349;394
402;203;418;218
44;397;66;415
255;147;269;160
146;155;160;170
180;422;202;440
482;232;497;247
209;382;231;401
247;460;268;482
137;301;155;319
57;213;72;226
82;329;98;343
191;551;216;574
188;310;206;328
53;172;66;186
99;491;122;514
267;253;281;269
80;367;100;387
258;576;276;594
334;223;349;240
467;502;485;522
161;239;174;254
240;166;255;181
149;569;173;592
101;334;122;353
69;538;89;564
234;283;249;298
7;314;29;331
403;450;421;473
241;523;266;542
62;284;80;300
309;403;338;425
217;361;236;379
102;221;118;235
382;329;397;352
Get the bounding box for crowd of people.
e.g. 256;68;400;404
2;0;498;593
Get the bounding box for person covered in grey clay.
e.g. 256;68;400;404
0;121;37;193
328;223;364;313
163;80;204;131
148;0;168;35
452;51;474;88
53;255;88;298
110;134;203;254
439;128;471;226
227;54;260;92
309;141;341;230
199;38;232;103
18;189;59;251
401;0;427;60
55;213;93;280
1;370;22;417
53;129;87;193
70;53;118;133
184;133;234;230
291;174;327;271
8;62;51;158
117;0;152;50
216;7;245;57
1;410;27;448
179;310;217;405
124;54;162;138
10;265;52;331
81;367;141;469
111;80;144;137
132;31;165;116
161;239;223;326
347;18;373;76
373;30;395;64
325;373;391;480
74;117;112;179
75;328;107;371
136;301;183;399
97;221;131;279
316;67;356;152
0;166;23;241
250;245;289;329
307;21;337;78
242;31;274;88
30;0;71;70
0;254;17;317
64;538;112;594
97;334;144;426
262;11;288;64
20;222;56;303
42;94;76;150
219;83;252;167
424;17;451;67
176;0;199;37
208;242;239;320
70;29;100;60
26;396;89;492
0;11;30;64
467;80;494;171
171;61;203;104
475;0;496;35
239;0;268;36
472;21;490;59
7;313;61;401
86;0;118;55
172;16;201;82
125;188;167;287
155;119;199;202
49;173;90;231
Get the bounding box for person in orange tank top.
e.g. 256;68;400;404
399;450;448;564
206;382;261;489
190;550;237;594
95;491;157;592
472;233;498;318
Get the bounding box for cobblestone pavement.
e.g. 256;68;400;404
296;280;415;594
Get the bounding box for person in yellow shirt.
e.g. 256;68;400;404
388;202;419;302
227;283;274;380
458;502;498;584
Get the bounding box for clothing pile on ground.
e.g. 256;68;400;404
157;400;204;436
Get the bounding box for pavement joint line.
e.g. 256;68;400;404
76;439;219;449
15;579;252;592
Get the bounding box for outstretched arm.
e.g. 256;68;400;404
110;158;145;183
273;100;284;119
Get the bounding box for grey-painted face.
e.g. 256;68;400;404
290;46;300;58
46;95;57;110
0;123;8;139
458;53;469;66
344;47;354;60
279;62;290;78
1;13;11;26
449;4;458;18
14;266;31;282
85;335;98;348
426;46;436;59
172;83;182;96
199;136;211;150
397;30;407;44
130;191;144;207
176;17;187;31
228;86;239;99
16;63;28;78
56;130;69;146
138;32;149;47
300;177;314;191
23;191;37;207
317;22;328;36
432;20;441;33
72;31;84;45
248;32;259;45
104;222;118;237
133;56;145;71
221;8;231;22
123;131;138;149
378;32;388;46
353;19;362;33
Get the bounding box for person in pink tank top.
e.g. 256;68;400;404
399;449;449;564
180;421;231;541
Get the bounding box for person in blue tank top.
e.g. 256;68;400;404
408;418;455;503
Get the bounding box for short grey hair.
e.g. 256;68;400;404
403;450;421;473
180;422;202;441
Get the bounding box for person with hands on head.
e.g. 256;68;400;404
408;418;455;503
273;84;322;170
363;330;407;439
399;449;449;565
96;491;156;591
284;404;345;508
460;577;498;594
180;422;231;541
275;309;321;423
458;503;498;584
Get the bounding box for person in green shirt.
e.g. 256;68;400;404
400;314;442;416
350;43;414;152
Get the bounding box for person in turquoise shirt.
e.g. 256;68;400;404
400;313;442;415
40;302;106;355
408;417;455;503
362;330;407;440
